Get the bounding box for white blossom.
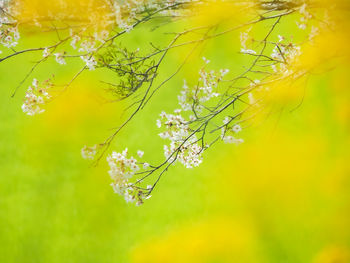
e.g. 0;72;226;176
42;48;49;58
222;135;244;145
278;35;284;42
70;34;81;49
223;117;231;125
241;48;256;55
157;109;203;168
137;150;144;158
80;55;97;70
81;145;97;160
163;137;203;168
248;92;255;105
0;26;19;48
309;26;320;41
22;79;51;116
178;66;225;112
202;56;210;64
221;125;244;145
107;148;151;205
232;124;242;133
297;3;312;30
78;39;96;53
54;52;66;65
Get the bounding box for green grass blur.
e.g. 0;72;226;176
0;13;349;263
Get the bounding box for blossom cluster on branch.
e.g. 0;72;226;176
22;78;52;116
1;0;348;205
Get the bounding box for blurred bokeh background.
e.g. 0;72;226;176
0;1;349;262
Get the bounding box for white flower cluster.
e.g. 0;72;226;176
80;55;97;70
157;62;235;168
0;1;19;48
113;3;134;33
221;117;244;145
107;148;150;205
81;145;97;160
54;52;66;65
42;48;50;58
78;39;97;53
240;28;256;55
178;61;227;113
70;31;100;70
157;110;203;168
42;30;101;68
297;3;312;30
164;136;203;168
271;38;301;74
309;26;320;42
0;24;19;48
158;110;189;140
22;79;51;116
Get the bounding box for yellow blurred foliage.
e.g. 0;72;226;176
294;30;350;76
312;246;350;263
16;0;113;29
251;0;350;110
331;67;350;127
190;0;256;27
131;216;261;263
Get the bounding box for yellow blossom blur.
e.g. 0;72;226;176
131;216;261;263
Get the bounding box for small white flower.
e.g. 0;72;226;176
81;145;97;160
220;69;229;76
106;147;151;205
80;55;97;70
42;48;49;58
248;93;255;105
241;48;256;55
32;78;38;87
309;26;319;41
232;124;242;133
223;136;244;145
78;40;96;53
70;35;80;49
271;64;277;73
278;35;284;42
202;57;210;64
54;53;66;65
223;117;231;125
22;79;51;116
297;23;307;30
156;119;162;128
137;150;144;158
